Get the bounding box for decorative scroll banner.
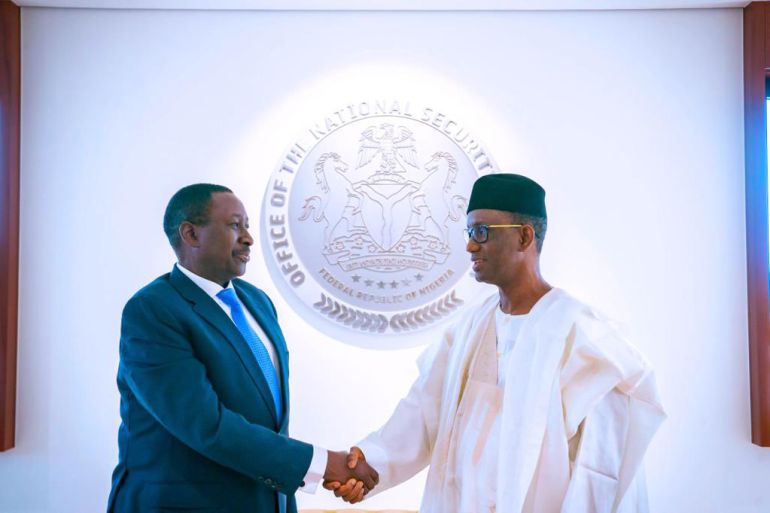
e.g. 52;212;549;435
261;100;495;347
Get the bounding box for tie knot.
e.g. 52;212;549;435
216;287;239;307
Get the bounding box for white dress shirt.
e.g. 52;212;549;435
176;264;327;493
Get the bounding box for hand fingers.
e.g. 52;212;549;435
358;461;378;490
333;478;358;498
333;479;355;497
348;488;365;504
342;480;364;503
322;481;340;491
342;480;363;502
349;447;379;486
346;447;364;469
354;484;366;503
359;469;376;491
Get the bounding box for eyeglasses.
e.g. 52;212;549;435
464;224;523;244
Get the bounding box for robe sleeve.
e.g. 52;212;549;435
559;311;664;513
356;326;455;494
562;389;632;513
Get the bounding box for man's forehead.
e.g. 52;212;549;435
210;192;246;212
467;209;512;223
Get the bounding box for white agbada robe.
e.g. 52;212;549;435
358;288;665;513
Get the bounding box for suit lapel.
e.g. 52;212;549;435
234;281;290;430
170;267;279;425
235;284;288;354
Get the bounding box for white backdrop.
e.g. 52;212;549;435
0;5;765;513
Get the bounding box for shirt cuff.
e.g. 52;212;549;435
299;444;327;494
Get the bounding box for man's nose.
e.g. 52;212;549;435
466;238;480;253
241;228;254;246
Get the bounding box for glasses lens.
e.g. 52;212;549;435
464;225;489;243
476;225;488;243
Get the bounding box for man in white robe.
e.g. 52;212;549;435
326;173;665;513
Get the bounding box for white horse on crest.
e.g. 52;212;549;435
298;152;364;250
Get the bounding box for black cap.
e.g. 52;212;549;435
467;173;546;219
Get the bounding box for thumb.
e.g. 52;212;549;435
346;446;364;469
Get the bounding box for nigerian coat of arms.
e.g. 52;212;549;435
261;100;495;346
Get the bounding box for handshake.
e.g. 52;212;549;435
322;447;379;504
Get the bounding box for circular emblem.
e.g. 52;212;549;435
261;100;495;346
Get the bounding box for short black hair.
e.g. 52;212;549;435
508;212;547;253
163;183;232;249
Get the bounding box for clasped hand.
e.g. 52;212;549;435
322;447;377;504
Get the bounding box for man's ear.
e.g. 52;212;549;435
520;225;536;251
179;221;201;248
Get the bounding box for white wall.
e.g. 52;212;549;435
0;6;762;512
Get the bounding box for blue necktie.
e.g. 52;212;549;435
216;288;282;421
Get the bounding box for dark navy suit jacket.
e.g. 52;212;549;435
107;266;313;513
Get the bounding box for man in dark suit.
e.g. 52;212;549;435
107;184;378;513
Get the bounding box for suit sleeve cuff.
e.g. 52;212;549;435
298;445;327;494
